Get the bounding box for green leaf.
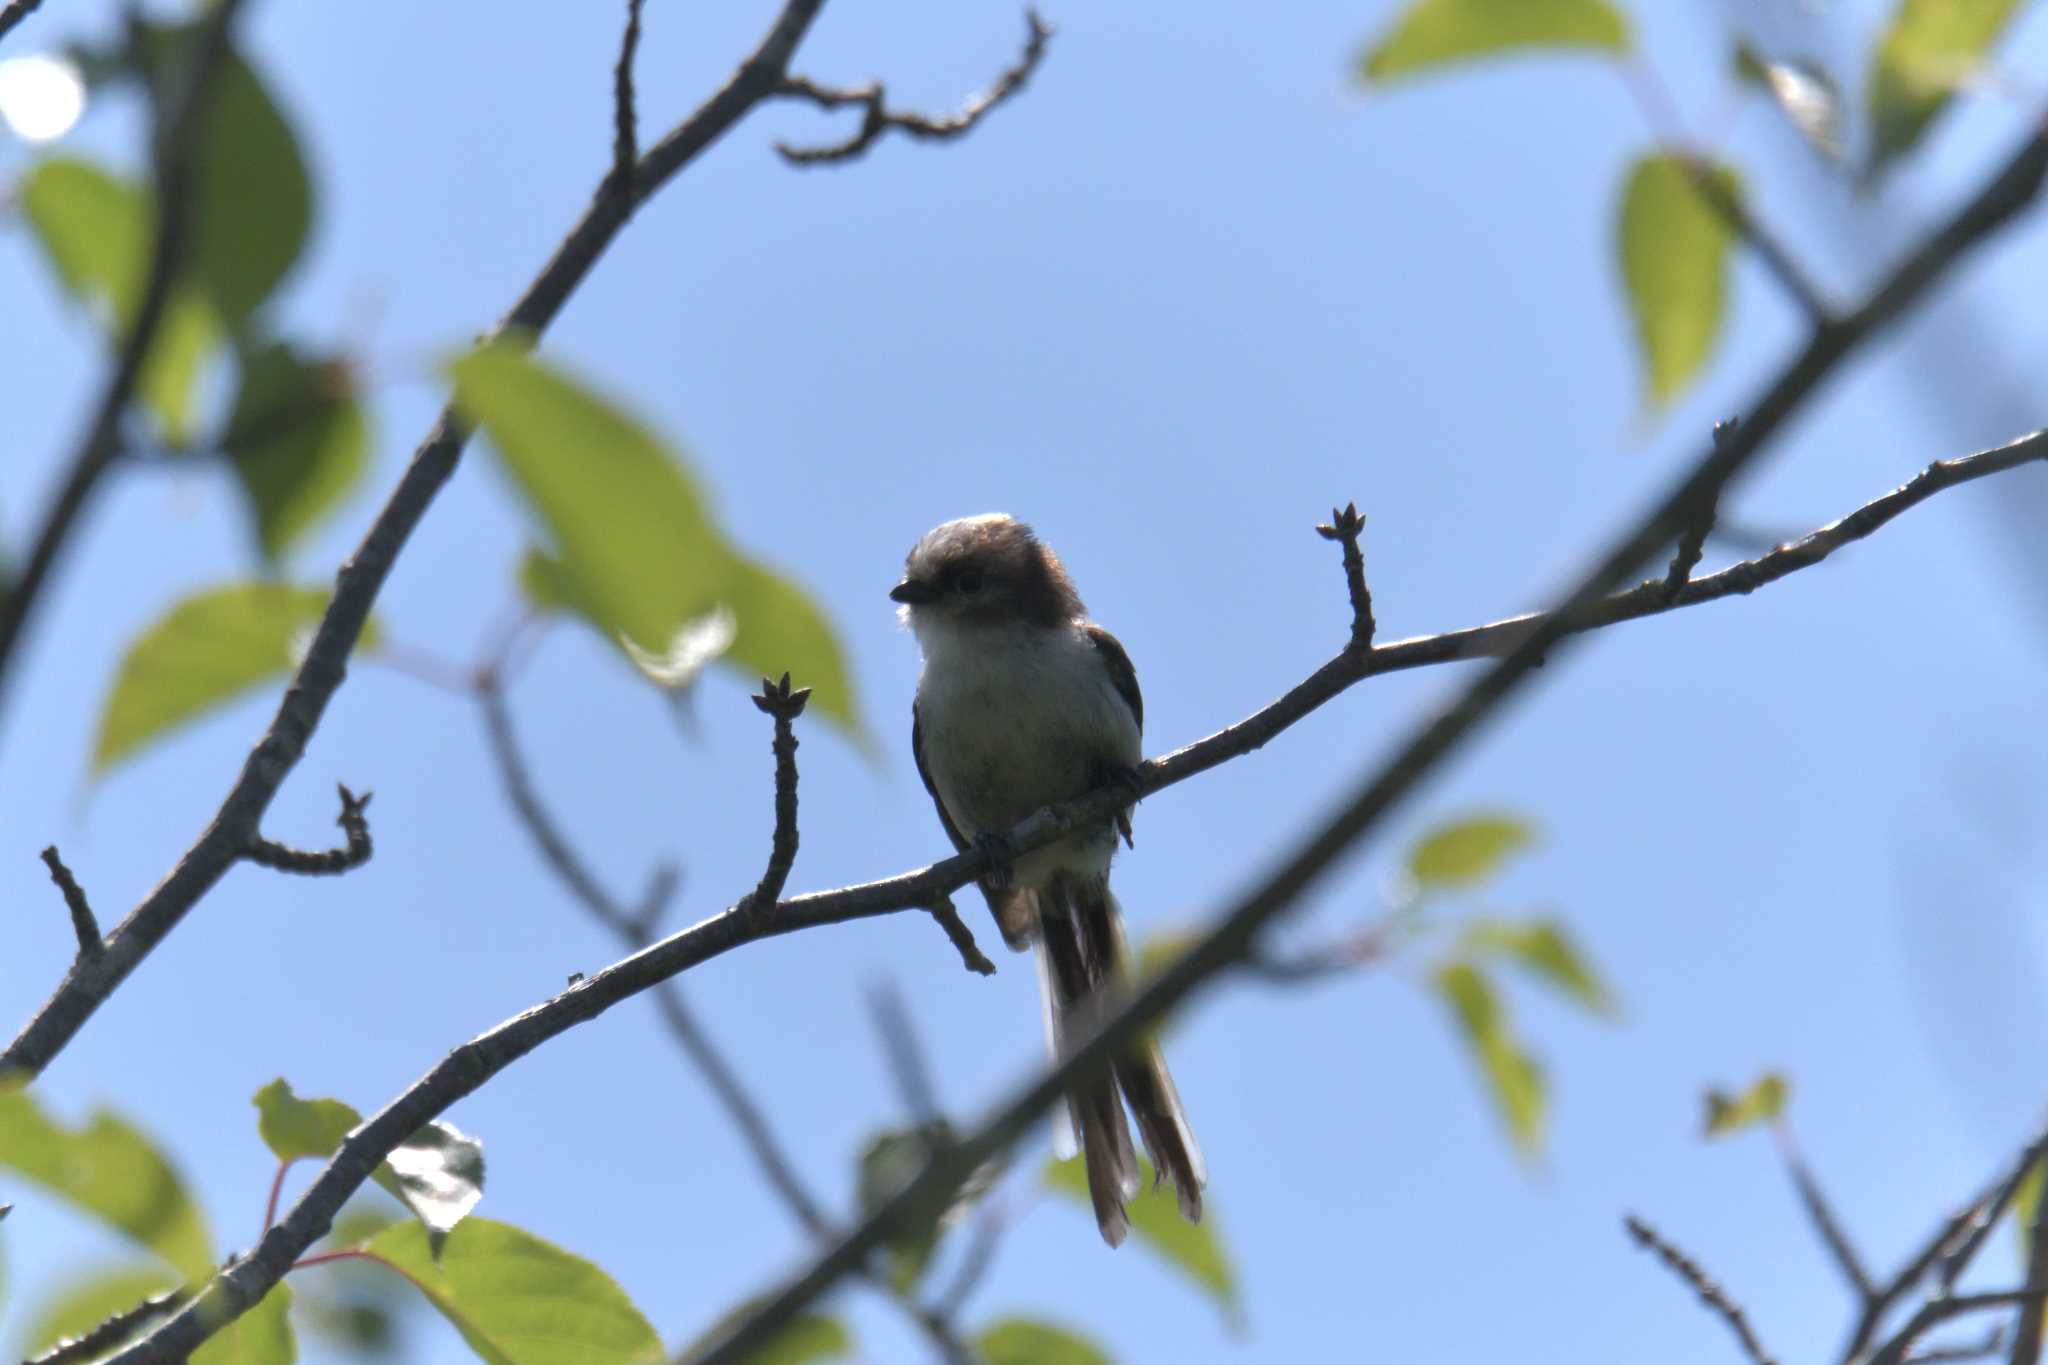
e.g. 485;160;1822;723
19;1264;180;1359
855;1122;1004;1293
253;1079;361;1165
2015;1160;2043;1272
1407;813;1535;890
1044;1156;1241;1328
1733;42;1844;162
1432;962;1546;1158
379;1122;485;1257
1461;918;1616;1015
93;583;377;774
18;156;220;443
364;1219;663;1365
1867;0;2025;178
138;27;313;323
0;1090;212;1281
191;1281;294;1365
676;1300;851;1365
975;1318;1112;1365
453;342;863;736
1358;0;1629;83
1702;1071;1789;1138
1618;154;1739;407
226;343;370;561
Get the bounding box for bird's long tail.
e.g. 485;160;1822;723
1037;872;1207;1246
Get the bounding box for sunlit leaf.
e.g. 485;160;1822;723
675;1299;851;1365
19;1264;180;1359
18;156;220;442
191;1280;294;1365
621;606;736;692
1044;1156;1241;1328
454;342;863;735
139;26;313;323
253;1079;361;1165
93;583;378;774
226;343;369;561
1702;1071;1789;1138
365;1219;663;1365
1407;813;1534;890
1618;154;1739;407
1461;918;1616;1015
976;1318;1111;1365
1433;962;1546;1158
1358;0;1629;83
0;1091;212;1281
380;1122;484;1257
1867;0;2025;178
1733;41;1844;162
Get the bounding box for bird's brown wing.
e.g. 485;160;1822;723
913;697;1037;949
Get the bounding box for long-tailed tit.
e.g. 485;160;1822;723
891;513;1205;1246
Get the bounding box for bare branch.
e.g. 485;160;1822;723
1314;502;1375;650
610;0;646;187
869;979;941;1124
0;0;52;51
0;0;251;716
1625;1214;1780;1365
746;673;810;915
1910;1326;2009;1364
925;892;996;976
776;8;1050;165
39;847;102;960
1871;1289;2048;1365
930;1197;1013;1321
27;1289;189;1365
1686;155;1835;326
1664;418;1737;599
1775;1124;1875;1302
245;785;373;876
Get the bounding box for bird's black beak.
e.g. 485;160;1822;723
889;578;937;605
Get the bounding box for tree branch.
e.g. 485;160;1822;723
1315;502;1375;650
610;0;646;188
0;0;835;1086
0;0;51;51
39;846;102;960
244;784;373;876
1625;1213;1779;1365
0;0;250;721
774;8;1050;165
26;1289;190;1365
1777;1125;1875;1302
745;672;810;916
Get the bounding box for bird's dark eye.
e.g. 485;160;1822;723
955;571;985;595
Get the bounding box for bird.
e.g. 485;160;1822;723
890;512;1205;1246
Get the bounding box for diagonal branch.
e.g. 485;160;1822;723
39;846;102;960
1626;1214;1779;1365
0;0;250;720
0;0;52;51
775;8;1050;165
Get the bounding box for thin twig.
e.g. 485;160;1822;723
1665;418;1737;600
1775;1123;1875;1301
931;1197;1012;1321
869;979;941;1124
40;847;102;960
0;0;50;51
610;0;646;187
925;893;996;976
1910;1327;2010;1363
775;8;1050;165
0;0;250;721
1626;1214;1780;1365
27;1290;190;1365
746;673;810;915
1686;154;1835;326
1871;1289;2048;1365
1940;1133;2048;1295
245;785;373;876
1315;502;1375;650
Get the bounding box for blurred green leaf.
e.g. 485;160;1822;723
1618;154;1739;407
1358;0;1629;83
93;582;378;774
380;1122;484;1258
139;26;313;323
1461;918;1616;1015
1044;1156;1241;1328
676;1299;850;1365
976;1318;1112;1365
253;1079;361;1165
454;342;863;736
1733;41;1844;162
1433;962;1546;1158
1407;813;1534;890
1867;0;2024;178
18;156;220;443
18;1264;179;1359
366;1219;663;1365
226;343;369;561
2015;1160;2043;1273
855;1122;1003;1293
1702;1072;1789;1138
191;1281;294;1365
0;1091;212;1281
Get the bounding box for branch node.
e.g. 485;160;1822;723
773;8;1052;166
246;784;375;876
40;847;103;961
1314;501;1376;650
925;892;997;976
744;674;807;918
1662;418;1739;601
1625;1213;1780;1365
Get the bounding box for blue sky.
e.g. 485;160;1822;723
3;1;2047;1361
